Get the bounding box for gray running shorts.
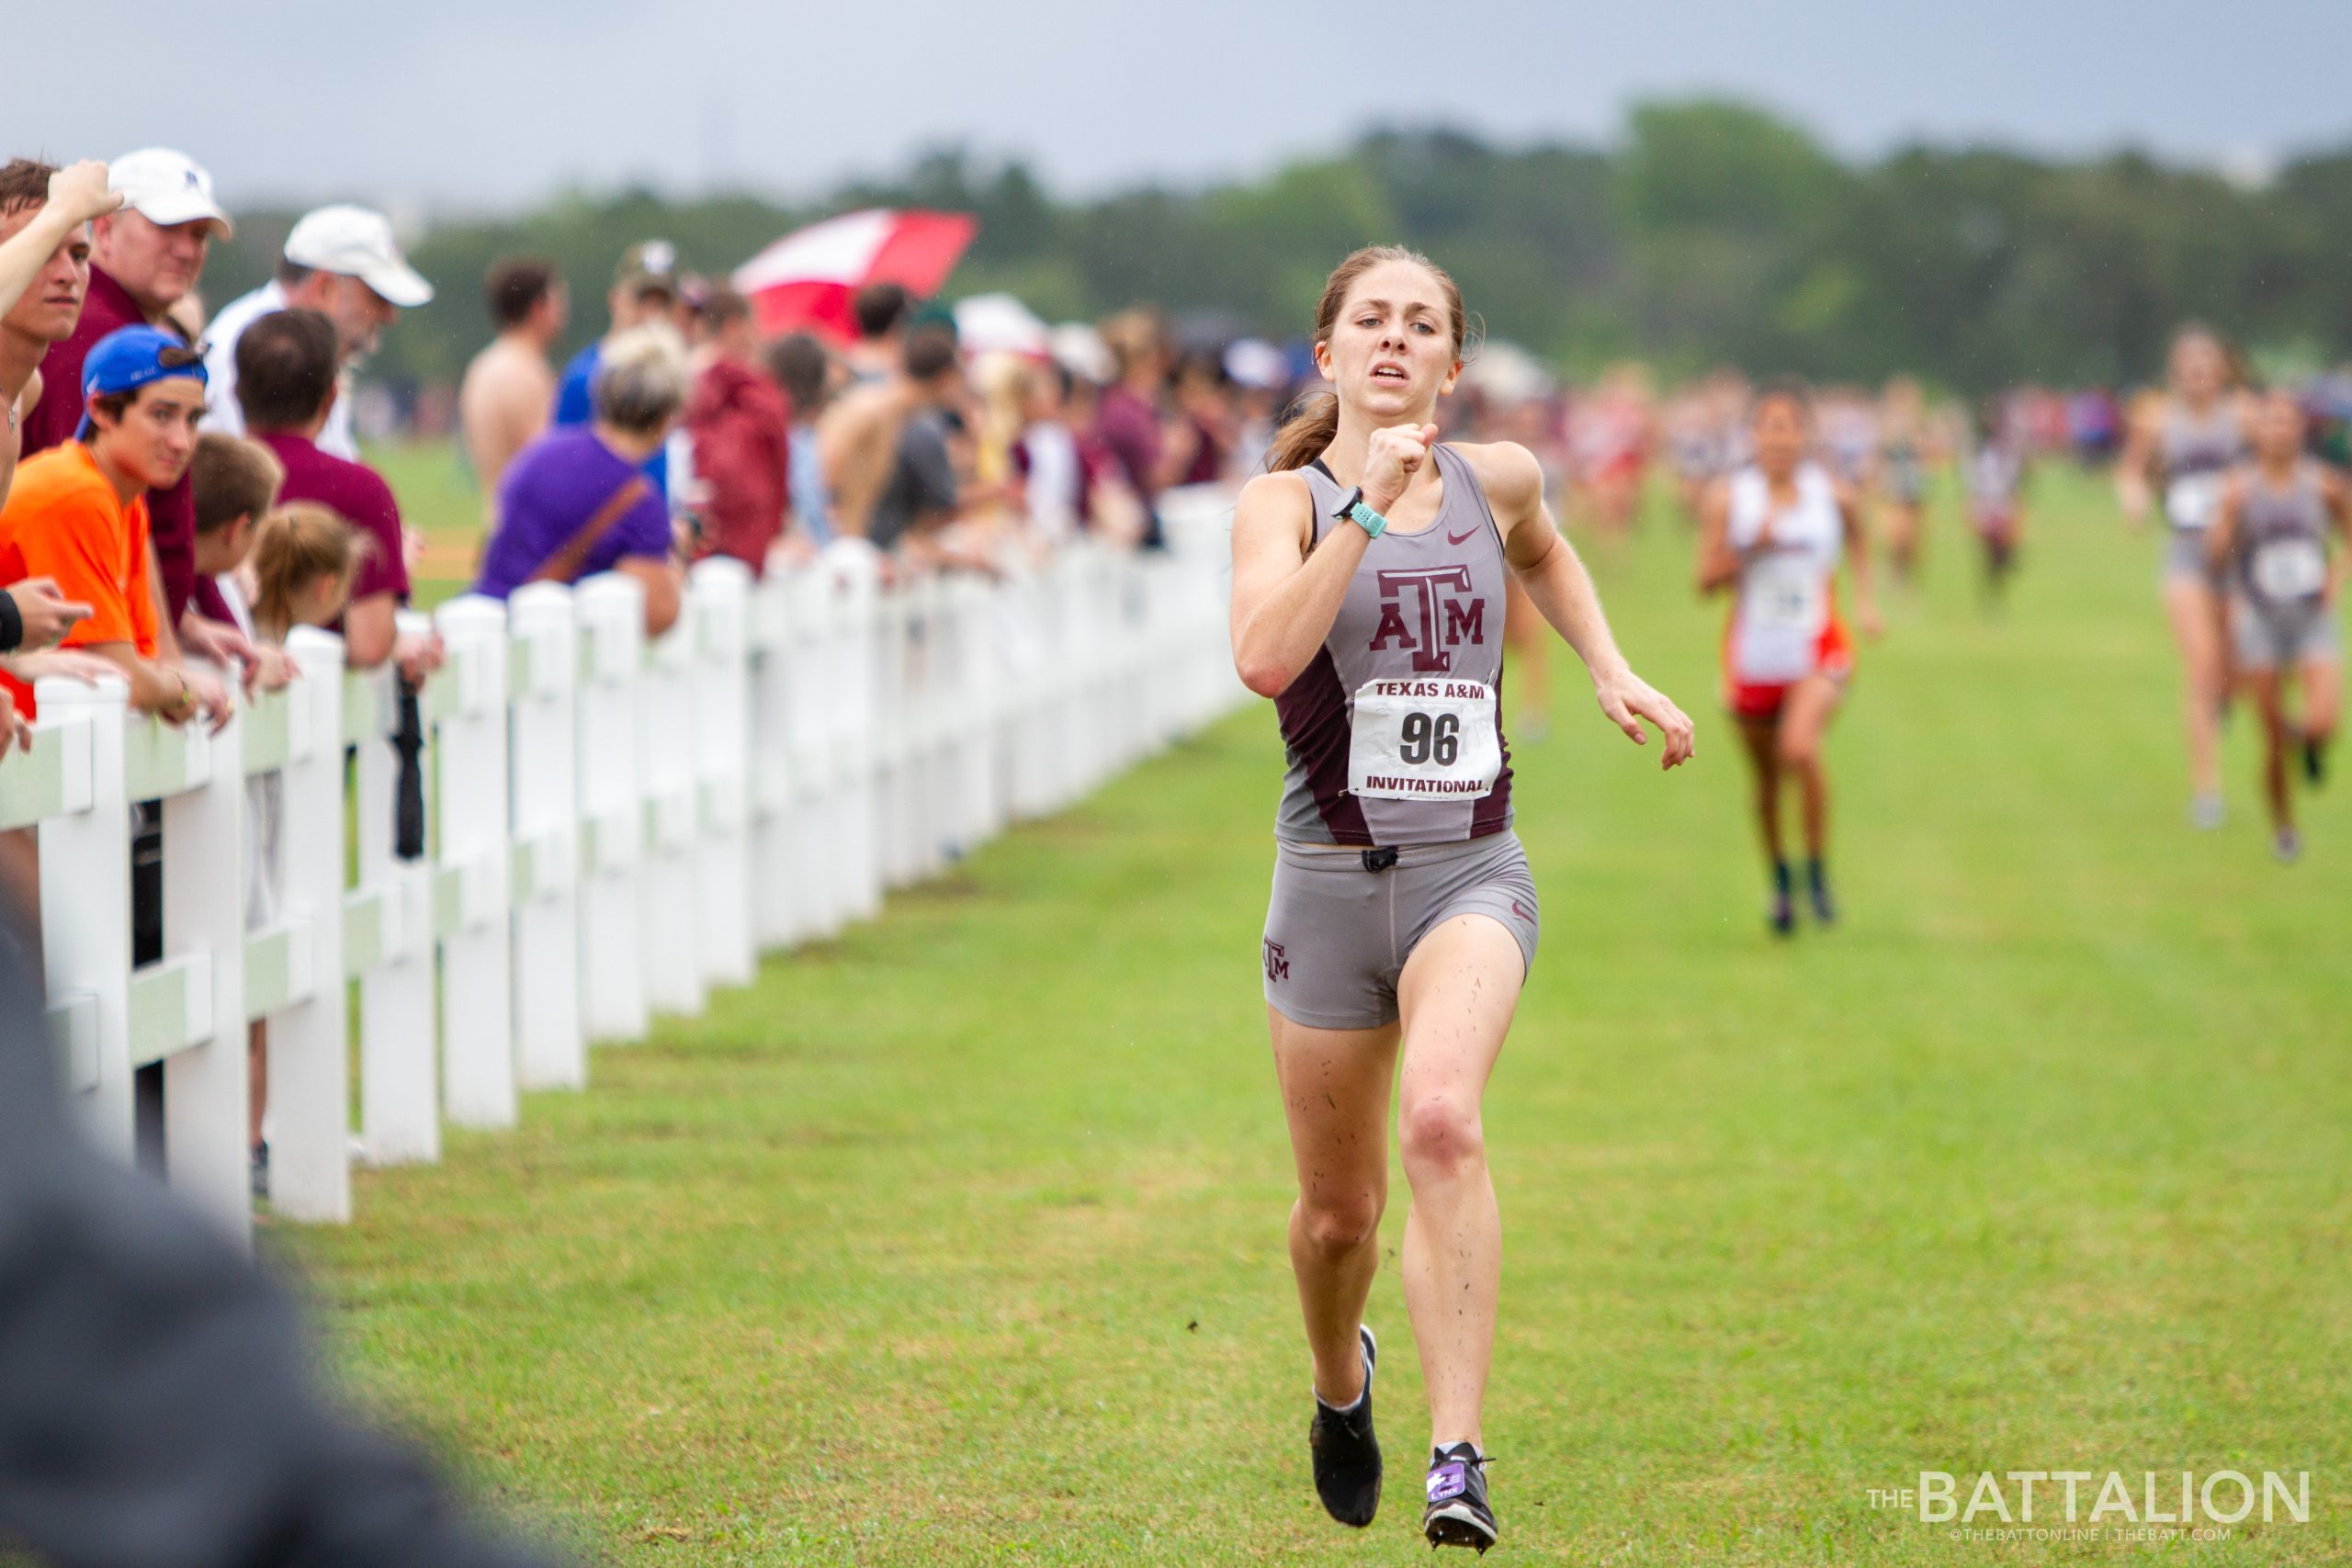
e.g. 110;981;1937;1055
2233;596;2342;671
2163;529;2226;591
1261;831;1539;1031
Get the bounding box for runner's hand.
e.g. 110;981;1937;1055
1363;423;1438;513
46;161;121;227
1594;665;1696;770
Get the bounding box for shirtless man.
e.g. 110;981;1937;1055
820;325;950;539
458;257;567;508
1;159;120;509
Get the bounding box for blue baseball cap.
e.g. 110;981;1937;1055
75;324;208;439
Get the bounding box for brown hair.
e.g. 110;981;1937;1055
236;308;340;431
250;502;363;643
191;434;285;536
0;158;58;220
484;256;559;329
1265;246;1468;473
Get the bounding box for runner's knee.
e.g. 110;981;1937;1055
1398;1093;1484;1175
1297;1190;1383;1257
1775;730;1820;773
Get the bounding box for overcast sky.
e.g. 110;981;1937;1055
19;0;2352;213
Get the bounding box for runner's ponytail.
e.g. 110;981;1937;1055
1267;390;1340;473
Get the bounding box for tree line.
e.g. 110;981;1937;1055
198;99;2352;397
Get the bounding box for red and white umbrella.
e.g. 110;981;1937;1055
732;208;977;340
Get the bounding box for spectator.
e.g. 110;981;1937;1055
764;332;838;548
0;326;231;726
203;205;435;460
234;310;433;680
1095;310;1193;547
189;432;293;1193
820;325;963;545
867;328;967;554
458;258;566;505
20;149;245;655
684;287;789;575
844;281;914;385
189;434;295;695
0;915;558;1568
475;324;685;637
1013;360;1085;543
552;242;681;501
1;159;119;510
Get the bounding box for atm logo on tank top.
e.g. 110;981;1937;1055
1367;566;1487;674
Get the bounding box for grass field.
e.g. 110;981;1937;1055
277;460;2351;1563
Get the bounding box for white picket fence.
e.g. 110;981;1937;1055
0;486;1244;1247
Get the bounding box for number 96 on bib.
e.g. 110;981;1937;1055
1349;679;1503;800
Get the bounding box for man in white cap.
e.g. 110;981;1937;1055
202;204;433;459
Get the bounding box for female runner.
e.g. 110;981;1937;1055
1230;246;1694;1552
2117;326;2248;827
2206;388;2347;861
1697;385;1883;934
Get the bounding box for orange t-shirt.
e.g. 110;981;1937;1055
0;442;158;719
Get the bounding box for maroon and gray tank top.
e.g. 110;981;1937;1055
1275;444;1514;848
2233;461;2331;610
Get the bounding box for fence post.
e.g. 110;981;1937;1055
356;641;438;1166
35;674;131;1158
435;594;516;1129
509;582;585;1091
827;542;885;923
639;585;704;1017
689;558;754;989
573;572;649;1043
159;663;248;1245
747;563;797;950
268;629;351;1222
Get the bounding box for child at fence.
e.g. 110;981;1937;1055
197;434;362;1195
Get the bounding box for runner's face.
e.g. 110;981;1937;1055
1321;260;1458;420
0;204;90;344
2254;394;2304;462
1752;398;1806;476
2171;336;2224;400
98;377;207;490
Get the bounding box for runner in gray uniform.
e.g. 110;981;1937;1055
1230;245;1693;1553
2207;388;2348;861
2119;325;2247;827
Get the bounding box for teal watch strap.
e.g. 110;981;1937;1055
1346;500;1388;539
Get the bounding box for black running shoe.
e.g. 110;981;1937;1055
1307;1325;1380;1528
1423;1442;1497;1552
1807;863;1838;927
1768;890;1794;938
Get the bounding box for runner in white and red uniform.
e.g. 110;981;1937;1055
1698;383;1881;935
1230;245;1693;1553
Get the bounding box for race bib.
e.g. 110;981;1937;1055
2252;537;2327;601
2166;474;2223;531
1348;678;1502;802
1747;554;1825;632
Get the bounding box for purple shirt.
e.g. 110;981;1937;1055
474;425;671;598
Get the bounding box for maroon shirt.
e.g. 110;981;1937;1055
22;266;227;626
1094;384;1163;502
685;356;791;576
251;429;411;612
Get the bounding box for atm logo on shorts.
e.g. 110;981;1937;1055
1263;938;1290;984
1370;567;1486;674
